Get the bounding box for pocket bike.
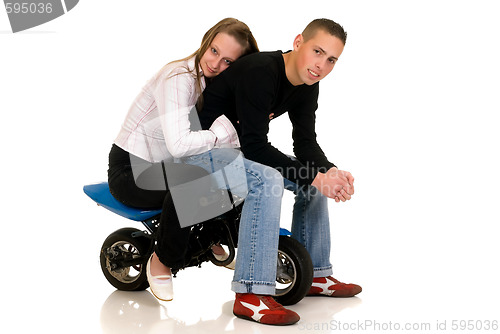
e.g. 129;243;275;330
84;171;313;305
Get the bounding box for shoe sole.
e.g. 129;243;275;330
233;312;299;326
149;288;173;302
307;288;362;298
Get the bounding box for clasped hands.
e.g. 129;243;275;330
311;167;355;203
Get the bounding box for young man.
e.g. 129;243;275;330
198;18;361;325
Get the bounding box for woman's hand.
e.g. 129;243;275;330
210;115;240;148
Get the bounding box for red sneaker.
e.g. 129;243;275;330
308;276;362;297
233;293;300;326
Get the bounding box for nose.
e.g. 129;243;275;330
210;56;222;70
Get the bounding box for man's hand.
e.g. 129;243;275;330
311;167;354;202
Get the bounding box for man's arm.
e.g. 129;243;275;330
288;85;335;172
234;69;317;186
288;86;354;202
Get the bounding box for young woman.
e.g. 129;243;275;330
108;18;284;303
109;18;257;208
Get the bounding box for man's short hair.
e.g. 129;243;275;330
302;18;347;45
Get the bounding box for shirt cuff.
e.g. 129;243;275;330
209;115;240;148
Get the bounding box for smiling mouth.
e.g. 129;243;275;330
308;69;320;77
207;64;216;74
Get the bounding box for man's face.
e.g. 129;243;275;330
293;29;345;85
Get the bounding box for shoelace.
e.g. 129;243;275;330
314;276;341;284
259;296;285;310
328;276;341;284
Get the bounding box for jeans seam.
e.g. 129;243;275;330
234;280;276;286
300;193;307;249
248;166;264;281
313;266;332;272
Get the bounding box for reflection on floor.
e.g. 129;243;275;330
100;289;362;334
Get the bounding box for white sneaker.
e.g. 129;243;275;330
146;255;173;301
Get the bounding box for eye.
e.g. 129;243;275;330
314;49;321;54
224;59;232;65
211;47;218;54
329;58;336;64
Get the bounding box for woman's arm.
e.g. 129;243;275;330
154;69;220;158
210;114;240;148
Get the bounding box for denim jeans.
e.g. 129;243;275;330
181;148;284;295
183;149;333;294
284;179;333;278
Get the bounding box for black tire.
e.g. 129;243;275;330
100;228;152;291
274;235;313;306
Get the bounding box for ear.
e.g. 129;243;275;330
293;34;303;51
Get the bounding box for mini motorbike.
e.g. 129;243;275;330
84;171;313;305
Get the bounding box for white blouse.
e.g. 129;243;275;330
114;56;239;163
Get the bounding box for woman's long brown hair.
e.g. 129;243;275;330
157;18;259;109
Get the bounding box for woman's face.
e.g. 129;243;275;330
200;32;243;78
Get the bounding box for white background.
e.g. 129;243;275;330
1;0;499;333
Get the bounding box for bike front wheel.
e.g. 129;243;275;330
274;235;313;305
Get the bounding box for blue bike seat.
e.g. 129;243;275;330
84;182;294;236
83;182;162;221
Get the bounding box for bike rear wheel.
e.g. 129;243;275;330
100;227;152;291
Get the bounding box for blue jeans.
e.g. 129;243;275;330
285;179;333;279
183;149;333;294
181;148;284;294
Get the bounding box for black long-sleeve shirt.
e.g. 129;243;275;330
199;51;336;186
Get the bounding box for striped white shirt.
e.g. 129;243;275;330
114;56;239;163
